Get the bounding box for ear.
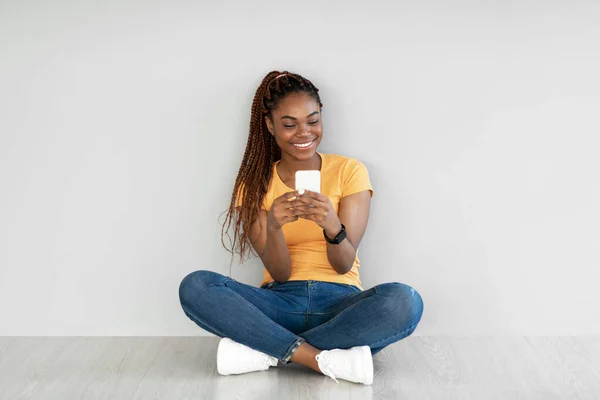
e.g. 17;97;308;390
265;115;275;136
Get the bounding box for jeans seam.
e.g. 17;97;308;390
306;281;312;329
225;279;306;314
299;293;375;337
221;282;302;339
188;275;302;360
309;289;370;315
183;276;304;362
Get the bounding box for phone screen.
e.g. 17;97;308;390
295;170;321;193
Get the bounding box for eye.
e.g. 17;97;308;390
283;120;319;129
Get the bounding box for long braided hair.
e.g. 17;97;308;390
221;70;323;262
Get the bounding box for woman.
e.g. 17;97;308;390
179;71;424;385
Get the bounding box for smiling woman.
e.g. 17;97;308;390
265;93;323;184
178;70;424;385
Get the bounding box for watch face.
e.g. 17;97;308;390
336;228;347;243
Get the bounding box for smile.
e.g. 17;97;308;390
292;140;315;150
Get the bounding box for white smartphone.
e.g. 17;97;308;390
295;170;321;193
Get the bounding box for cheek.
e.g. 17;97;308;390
274;131;294;145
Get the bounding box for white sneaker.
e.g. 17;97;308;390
216;337;278;375
315;345;374;385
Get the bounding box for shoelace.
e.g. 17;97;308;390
316;353;339;384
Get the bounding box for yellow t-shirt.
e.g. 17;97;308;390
238;153;373;290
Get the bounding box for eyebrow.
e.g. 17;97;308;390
280;111;320;120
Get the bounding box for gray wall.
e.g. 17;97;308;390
1;1;599;335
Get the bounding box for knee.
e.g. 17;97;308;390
376;282;424;328
178;270;222;308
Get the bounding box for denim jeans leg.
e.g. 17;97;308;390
179;270;305;363
299;282;424;355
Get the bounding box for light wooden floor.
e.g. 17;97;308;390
1;336;599;399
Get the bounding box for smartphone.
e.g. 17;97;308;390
295;170;321;193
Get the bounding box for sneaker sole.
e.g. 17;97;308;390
360;345;374;385
216;337;232;375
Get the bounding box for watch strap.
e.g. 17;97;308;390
324;224;346;244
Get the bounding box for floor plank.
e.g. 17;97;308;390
0;337;598;400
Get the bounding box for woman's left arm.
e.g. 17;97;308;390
294;190;371;274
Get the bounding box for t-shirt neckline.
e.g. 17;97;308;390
274;152;324;192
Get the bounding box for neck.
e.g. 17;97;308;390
278;152;322;178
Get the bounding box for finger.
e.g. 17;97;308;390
289;205;314;215
286;200;303;208
298;192;328;207
287;199;318;209
285;206;309;216
294;195;319;205
300;190;328;202
283;215;299;223
275;192;298;204
297;211;327;223
294;197;322;209
296;214;320;223
281;191;299;202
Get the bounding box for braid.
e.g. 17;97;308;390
221;70;323;262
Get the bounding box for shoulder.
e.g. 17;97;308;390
322;153;369;173
321;153;373;197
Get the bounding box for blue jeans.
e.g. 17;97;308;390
179;270;424;364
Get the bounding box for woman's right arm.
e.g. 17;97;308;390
244;191;300;283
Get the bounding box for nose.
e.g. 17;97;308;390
297;124;311;136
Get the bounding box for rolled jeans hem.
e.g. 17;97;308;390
281;337;305;364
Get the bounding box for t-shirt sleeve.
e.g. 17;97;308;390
341;159;374;198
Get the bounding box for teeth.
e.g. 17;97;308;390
293;141;313;148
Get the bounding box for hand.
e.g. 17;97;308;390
291;190;342;235
267;190;303;231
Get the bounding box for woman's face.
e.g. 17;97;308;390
265;92;322;162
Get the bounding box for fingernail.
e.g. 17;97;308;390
297;189;305;195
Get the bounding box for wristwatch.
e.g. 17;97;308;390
323;224;347;244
